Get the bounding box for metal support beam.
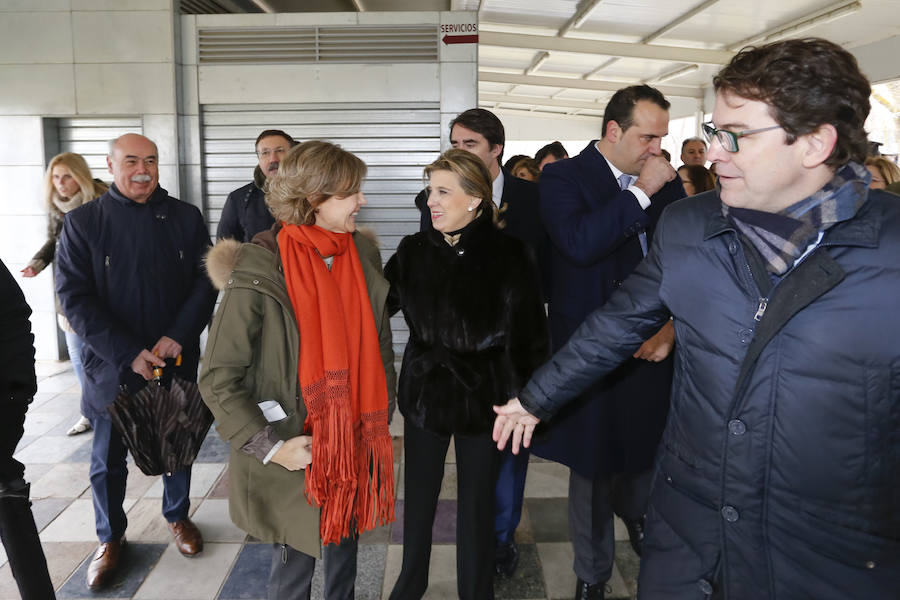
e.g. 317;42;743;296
583;0;720;78
479;31;734;65
480;71;705;99
558;0;604;37
642;0;721;41
729;0;861;49
480;92;609;112
649;64;699;84
525;51;550;76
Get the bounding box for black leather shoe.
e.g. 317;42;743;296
574;578;605;600
495;540;519;578
623;516;645;556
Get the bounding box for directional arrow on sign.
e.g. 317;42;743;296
442;34;478;45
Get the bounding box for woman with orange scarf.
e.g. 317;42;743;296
200;140;396;600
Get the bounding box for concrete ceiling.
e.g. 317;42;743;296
182;0;900;121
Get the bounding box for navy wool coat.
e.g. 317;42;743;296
521;189;900;599
533;141;685;478
56;185;217;419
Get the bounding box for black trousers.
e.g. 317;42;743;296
0;480;55;599
389;421;501;600
569;468;651;584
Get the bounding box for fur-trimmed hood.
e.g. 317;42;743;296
205;227;380;291
205;238;243;291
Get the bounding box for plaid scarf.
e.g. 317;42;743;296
722;162;870;275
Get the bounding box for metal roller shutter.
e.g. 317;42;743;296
201;101;441;358
56;117;143;180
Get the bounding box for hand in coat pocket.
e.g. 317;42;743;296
271;435;313;471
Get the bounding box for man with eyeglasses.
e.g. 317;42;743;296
531;84;685;600
217;129;297;242
494;38;900;599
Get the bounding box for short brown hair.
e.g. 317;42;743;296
265;140;366;225
602;85;670;137
713;38;871;168
424;149;497;222
450;108;505;164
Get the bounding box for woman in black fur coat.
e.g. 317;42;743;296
386;149;549;599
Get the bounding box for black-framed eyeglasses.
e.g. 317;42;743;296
701;122;783;153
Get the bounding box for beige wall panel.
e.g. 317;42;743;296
142;113;178;165
0;12;73;63
73;11;173;63
196;14;275;28
157;164;179;198
198;64;440;105
0;65;76;115
73;0;171;11
274;12;357;26
440;61;477;116
0;166;47;216
74;63;175;114
0;116;44;165
0;215;47;262
358;11;440;25
0;0;69;11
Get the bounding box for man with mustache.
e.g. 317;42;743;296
56;133;217;590
217;129;297;242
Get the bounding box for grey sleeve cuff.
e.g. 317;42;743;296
239;426;282;462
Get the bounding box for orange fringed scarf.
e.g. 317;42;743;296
278;223;395;545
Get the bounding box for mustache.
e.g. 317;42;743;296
130;174;153;183
267;161;279;172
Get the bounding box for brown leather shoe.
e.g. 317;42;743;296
86;539;124;590
167;518;203;556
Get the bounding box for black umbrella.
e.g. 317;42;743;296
108;356;214;476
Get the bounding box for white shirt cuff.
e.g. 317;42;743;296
262;439;285;465
627;185;651;210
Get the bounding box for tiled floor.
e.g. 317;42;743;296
1;361;640;600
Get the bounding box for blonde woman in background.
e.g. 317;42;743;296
22;152;107;436
865;155;900;190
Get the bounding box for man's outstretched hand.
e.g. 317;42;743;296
493;398;540;455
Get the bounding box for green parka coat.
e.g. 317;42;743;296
198;227;396;557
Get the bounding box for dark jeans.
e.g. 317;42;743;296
268;537;358;600
494;446;529;545
389;421;500;600
90;416;191;541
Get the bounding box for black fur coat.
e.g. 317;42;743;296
385;211;549;435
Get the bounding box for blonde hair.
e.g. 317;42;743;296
44;152;106;210
424;149;497;222
265;140;367;225
865;156;900;186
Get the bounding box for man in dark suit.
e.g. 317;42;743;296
534;85;684;599
414;108;549;578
